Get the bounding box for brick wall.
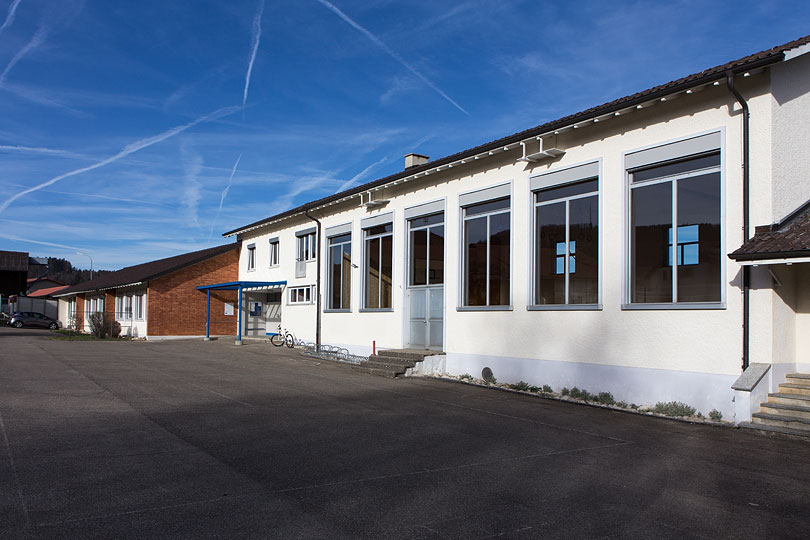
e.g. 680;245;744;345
75;294;85;328
146;248;239;336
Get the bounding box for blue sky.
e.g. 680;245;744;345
1;0;809;271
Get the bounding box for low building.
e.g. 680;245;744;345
54;244;239;339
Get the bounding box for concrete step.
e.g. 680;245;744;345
351;365;399;378
777;383;810;396
364;360;412;373
786;373;810;380
767;392;810;407
377;349;438;362
367;354;418;367
738;422;810;440
751;412;810;431
759;402;810;420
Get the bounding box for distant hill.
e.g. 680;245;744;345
29;257;113;286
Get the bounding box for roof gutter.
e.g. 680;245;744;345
726;70;751;372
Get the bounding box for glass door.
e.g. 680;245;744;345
407;213;444;350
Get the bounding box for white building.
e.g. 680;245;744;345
222;36;810;427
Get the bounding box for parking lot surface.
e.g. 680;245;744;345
1;326;809;539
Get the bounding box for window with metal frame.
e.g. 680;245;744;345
409;213;444;286
535;179;598;305
462;197;510;306
327;233;352;310
269;239;279;267
297;233;316;262
629;152;721;304
246;244;256;271
134;293;145;320
364;223;393;309
288;285;313;305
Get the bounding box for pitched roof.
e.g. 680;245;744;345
729;200;810;262
224;34;810;238
55;244;238;296
28;285;69;298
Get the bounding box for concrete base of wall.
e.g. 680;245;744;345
146;335;209;341
445;352;738;420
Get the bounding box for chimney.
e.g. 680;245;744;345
404;153;429;169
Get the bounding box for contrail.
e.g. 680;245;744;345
208;153;242;242
180;143;203;226
0;232;83;251
0;25;47;85
314;0;469;116
335;156;387;193
0;145;90;160
0;105;240;214
243;0;264;107
0;0;22;37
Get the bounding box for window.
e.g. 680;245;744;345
535;179;598;305
629;152;721;304
288;285;314;305
409;213;444;286
297;232;316;262
246;244;256;271
116;295;133;319
364;223;393;309
328;233;352;310
269;238;279;267
462;197;510;306
86;296;104;315
134;294;145;320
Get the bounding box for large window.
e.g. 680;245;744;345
297;232;316;262
116;295;133;320
328;233;352;310
463;197;510;306
629;153;721;304
269;239;279;267
134;293;145;320
535;179;598;305
246;244;256;271
364;223;393;309
409;213;444;286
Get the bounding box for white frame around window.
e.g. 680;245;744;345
288;285;314;305
458;183;513;310
246;244;256;271
297;232;317;262
624;130;725;309
268;238;279;267
326;232;352;311
362;221;394;310
530;163;601;310
134;293;145;320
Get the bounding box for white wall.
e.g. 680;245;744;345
234;69;805;413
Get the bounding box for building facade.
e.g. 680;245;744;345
223;37;810;422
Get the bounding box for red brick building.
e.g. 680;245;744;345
54;244;239;339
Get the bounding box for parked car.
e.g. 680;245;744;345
9;312;62;330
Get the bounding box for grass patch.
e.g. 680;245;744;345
653;401;697;417
49;329;126;341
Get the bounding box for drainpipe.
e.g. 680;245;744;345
305;209;322;353
726;71;750;372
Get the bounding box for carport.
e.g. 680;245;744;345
197;280;286;344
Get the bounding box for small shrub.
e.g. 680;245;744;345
561;387;570;396
709;409;723;422
527;385;540;393
110;320;122;338
508;381;531;391
597;392;615;405
569;387;581;398
88;313;106;338
616;401;628;408
653;401;697;417
459;373;474;381
542;385;553;394
580;390;593;401
630;403;639;410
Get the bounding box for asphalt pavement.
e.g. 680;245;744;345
1;326;809;539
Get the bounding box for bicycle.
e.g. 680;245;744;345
270;324;296;348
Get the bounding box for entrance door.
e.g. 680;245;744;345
246;296;265;337
407;212;444;350
265;291;281;335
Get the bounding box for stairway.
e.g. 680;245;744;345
741;373;810;439
352;349;437;378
